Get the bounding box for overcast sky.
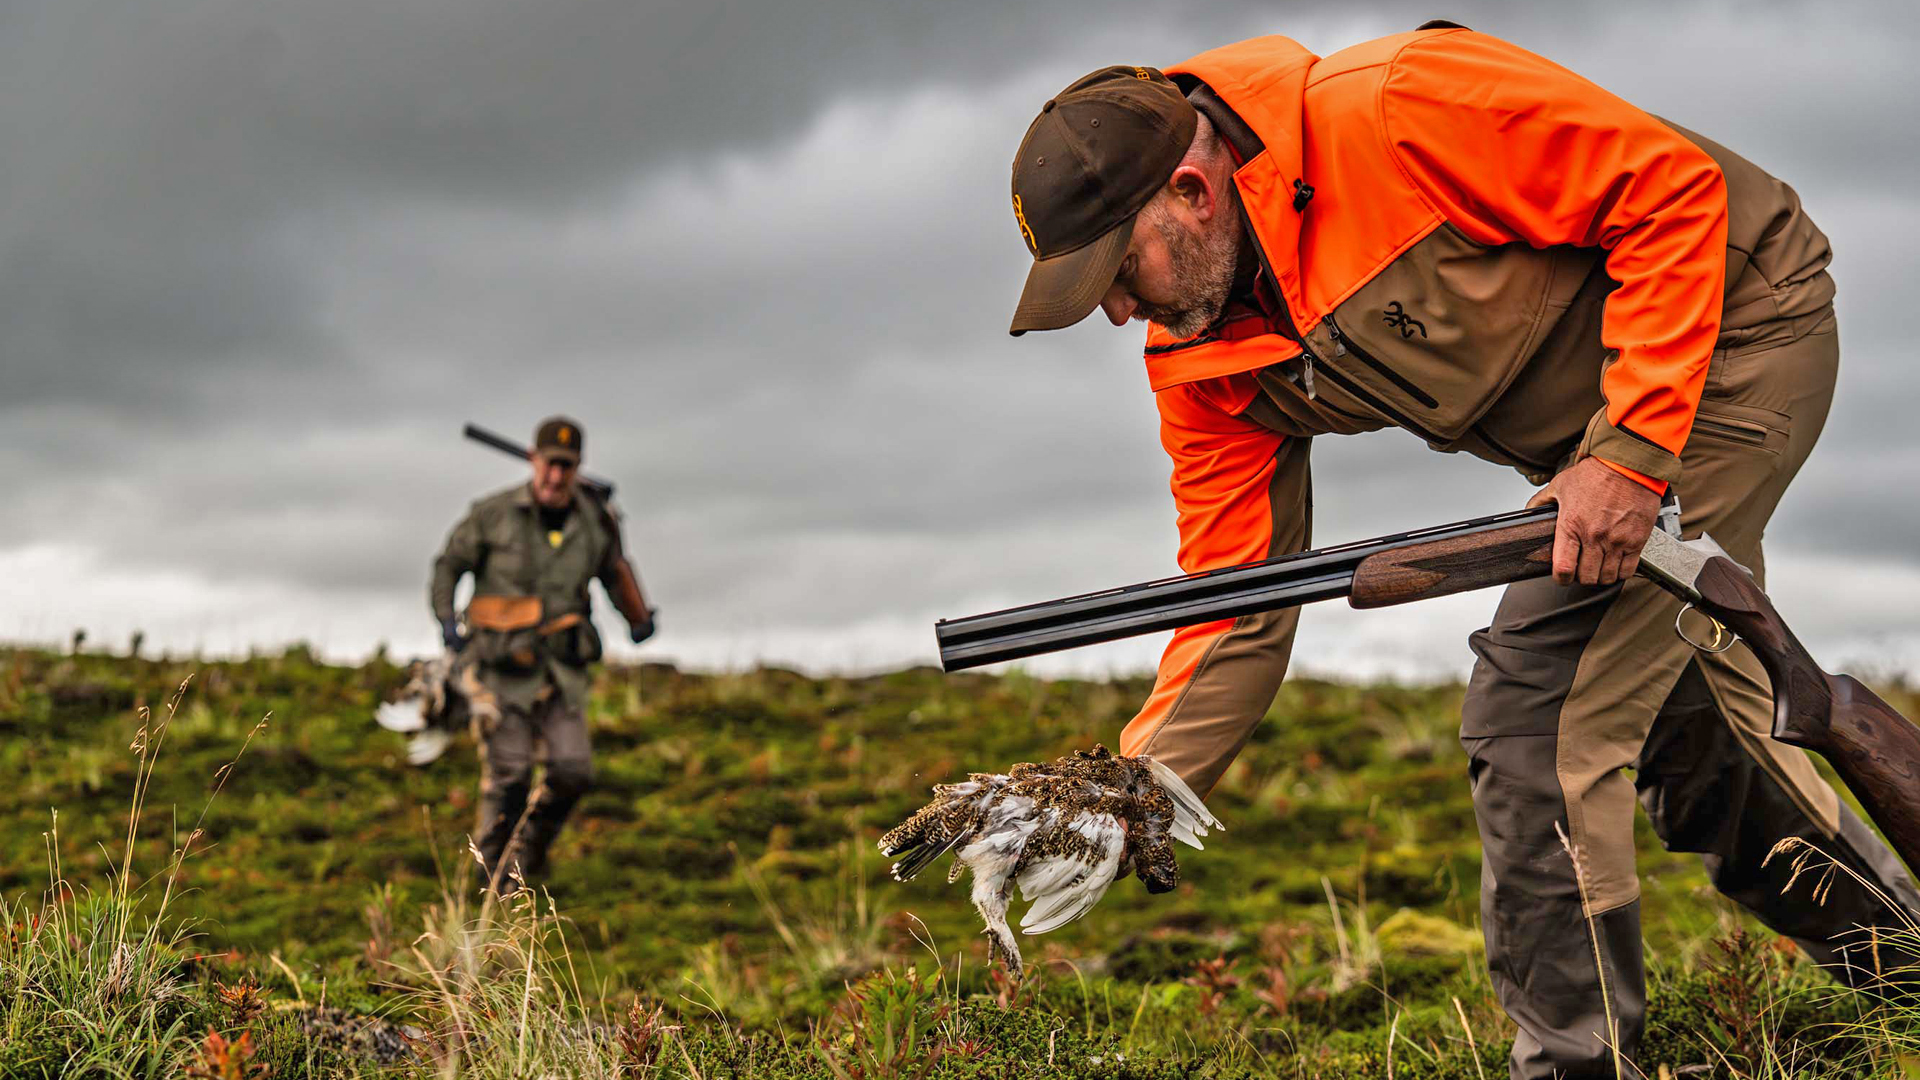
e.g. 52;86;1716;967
4;0;1918;681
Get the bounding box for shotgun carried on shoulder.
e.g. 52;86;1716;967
462;422;656;630
936;507;1920;873
464;422;619;501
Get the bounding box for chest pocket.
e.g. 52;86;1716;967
479;515;534;593
1305;228;1596;447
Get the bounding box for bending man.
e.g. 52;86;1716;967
1003;23;1915;1078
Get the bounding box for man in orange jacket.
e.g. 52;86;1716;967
1006;22;1916;1078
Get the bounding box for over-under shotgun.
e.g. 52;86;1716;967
936;508;1920;874
463;422;618;501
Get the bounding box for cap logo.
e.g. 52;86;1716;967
1012;194;1038;255
1133;67;1151;80
559;427;572;445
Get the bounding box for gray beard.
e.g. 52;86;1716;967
1137;201;1243;340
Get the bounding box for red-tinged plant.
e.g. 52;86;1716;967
213;974;271;1025
1184;956;1241;1017
181;1029;270;1079
1252;964;1292;1017
617;999;681;1075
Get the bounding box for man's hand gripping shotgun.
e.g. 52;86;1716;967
936;506;1920;874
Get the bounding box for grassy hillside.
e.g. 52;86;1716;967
1;644;1913;1077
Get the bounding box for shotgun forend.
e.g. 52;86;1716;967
934;507;1559;671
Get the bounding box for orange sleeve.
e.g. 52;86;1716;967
1120;375;1309;796
1158;376;1283;575
1380;31;1730;489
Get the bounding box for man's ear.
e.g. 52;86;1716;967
1165;164;1217;222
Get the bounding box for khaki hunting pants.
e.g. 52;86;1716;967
1459;309;1920;1079
473;683;593;890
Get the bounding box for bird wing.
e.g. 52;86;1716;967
405;727;454;766
375;699;428;733
881;777;1007;882
1144;757;1222;850
1016;811;1127;935
957;794;1042;868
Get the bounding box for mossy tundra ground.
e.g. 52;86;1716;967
2;643;1917;1077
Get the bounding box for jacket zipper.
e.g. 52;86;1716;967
1233;202;1445;444
1324;314;1441;409
1305;356;1444;443
1312;318;1447;444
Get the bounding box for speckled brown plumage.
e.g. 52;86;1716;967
879;744;1221;972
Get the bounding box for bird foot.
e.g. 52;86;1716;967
983;927;1024;973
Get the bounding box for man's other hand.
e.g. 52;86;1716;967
1526;457;1662;587
441;616;467;653
630;611;658;645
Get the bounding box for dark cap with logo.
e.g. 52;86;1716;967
1008;66;1197;336
533;416;584;463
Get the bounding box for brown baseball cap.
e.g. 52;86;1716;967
533;416;584;463
1008;66;1197;336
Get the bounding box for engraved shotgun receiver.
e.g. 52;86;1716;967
937;509;1920;873
1635;528;1920;873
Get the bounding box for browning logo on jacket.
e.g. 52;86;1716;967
1120;26;1835;794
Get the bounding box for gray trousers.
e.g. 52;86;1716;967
1460;311;1920;1078
473;687;593;889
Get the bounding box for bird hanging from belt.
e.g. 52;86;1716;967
879;744;1220;972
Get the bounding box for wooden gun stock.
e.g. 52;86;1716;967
1690;557;1920;875
1349;515;1557;609
608;557;653;628
1349;517;1920;875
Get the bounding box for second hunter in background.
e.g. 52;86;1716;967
430;415;656;893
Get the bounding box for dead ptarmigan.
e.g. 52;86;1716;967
878;745;1220;971
374;652;499;766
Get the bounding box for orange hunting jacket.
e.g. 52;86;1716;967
1118;26;1835;794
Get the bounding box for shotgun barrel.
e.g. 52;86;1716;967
935;506;1558;671
938;510;1920;877
462;422;617;501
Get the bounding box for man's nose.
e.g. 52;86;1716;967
1100;290;1137;326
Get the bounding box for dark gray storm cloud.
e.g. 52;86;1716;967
4;0;1918;677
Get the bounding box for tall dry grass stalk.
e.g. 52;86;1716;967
1451;995;1487;1080
1554;819;1624;1080
388;862;668;1079
2;676;270;1076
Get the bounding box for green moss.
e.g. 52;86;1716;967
6;646;1916;1077
1374;909;1482;957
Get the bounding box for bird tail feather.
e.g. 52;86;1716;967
885;829;966;882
